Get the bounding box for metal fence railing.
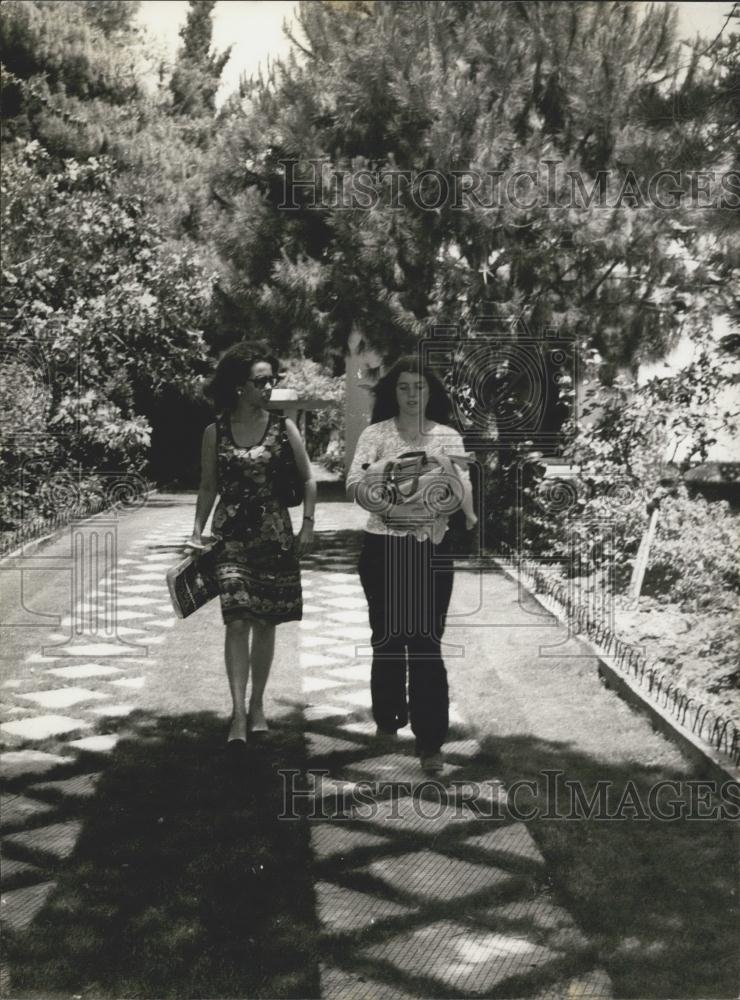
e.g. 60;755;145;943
496;543;740;768
0;483;155;560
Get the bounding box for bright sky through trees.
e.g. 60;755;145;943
137;1;734;109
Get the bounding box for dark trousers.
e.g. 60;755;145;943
357;531;455;755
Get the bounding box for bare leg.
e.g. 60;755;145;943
248;621;276;729
225;619;251;741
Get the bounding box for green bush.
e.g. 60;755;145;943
279;357;345;473
1;139;214;537
645;490;740;607
491;336;740;609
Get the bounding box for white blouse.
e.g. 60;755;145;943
346;418;471;543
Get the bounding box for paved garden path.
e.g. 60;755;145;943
1;492;736;998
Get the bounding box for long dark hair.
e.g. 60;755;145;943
204;342;281;414
370;355;452;425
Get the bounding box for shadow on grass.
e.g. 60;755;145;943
3;710;321;1000
479;731;740;999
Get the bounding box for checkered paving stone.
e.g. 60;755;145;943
450;779;508;812
305;704;350;723
311;823;391;861
362;852;518;903
339;721;415;742
316;881;417;931
1;715;91;741
325;610;369;624
302;635;343;648
45;664;124;679
326;597;368;609
111;677;145;690
0;751;68;780
0;882;56;933
49;643;145;658
30;772;102;800
320;964;420;1000
360;919;565;996
18;687;108;710
1;794;55;829
326;665;371;683
67;734;119;753
322;644;368;661
532;967;613;999
482;896;590;952
89;703;136;718
107;611;156;622
346;754;462;785
464;822;547;870
305;733;364;757
300;651;346;669
115;597;162;607
0;703;35;720
1;857;41;886
363;795;480;835
334;688;374;709
4;820;83;861
442;738;481;759
302;677;342;694
322;627;372;642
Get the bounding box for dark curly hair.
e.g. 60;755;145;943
370;355;453;425
204;342;282;414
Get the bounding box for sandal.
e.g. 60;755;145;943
247;711;269;734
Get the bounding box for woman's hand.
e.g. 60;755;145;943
185;533;216;554
296;520;314;557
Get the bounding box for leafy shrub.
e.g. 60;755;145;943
644;490;740;607
1;139;215;536
494;334;740;608
280;357;345;473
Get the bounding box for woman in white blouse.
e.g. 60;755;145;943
346;357;477;775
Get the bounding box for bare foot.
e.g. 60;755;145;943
227;713;248;743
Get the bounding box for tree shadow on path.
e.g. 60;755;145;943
4;710;320;1000
481;731;740;999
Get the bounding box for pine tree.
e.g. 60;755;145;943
205;0;736;381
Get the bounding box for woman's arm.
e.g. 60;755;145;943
189;422;218;546
285;418;316;554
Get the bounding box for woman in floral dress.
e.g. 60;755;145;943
188;343;316;745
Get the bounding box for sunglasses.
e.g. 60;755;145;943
246;375;283;389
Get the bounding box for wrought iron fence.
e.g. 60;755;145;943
0;482;155;560
497;543;740;768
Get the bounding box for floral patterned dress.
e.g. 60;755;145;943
212;411;302;625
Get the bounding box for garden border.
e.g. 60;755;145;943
458;548;739;783
0;482;160;562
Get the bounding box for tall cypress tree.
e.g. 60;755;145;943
169;0;231;116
